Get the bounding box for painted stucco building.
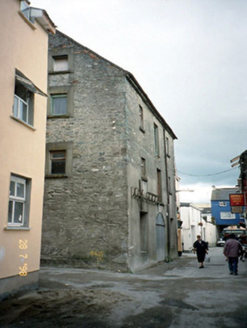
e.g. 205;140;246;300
180;203;202;252
197;204;217;247
42;31;178;272
180;202;217;251
211;186;245;238
0;0;55;299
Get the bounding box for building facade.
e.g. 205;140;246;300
180;203;202;252
211;186;245;238
42;31;178;272
198;204;217;247
0;0;55;299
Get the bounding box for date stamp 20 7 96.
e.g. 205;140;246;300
19;239;28;276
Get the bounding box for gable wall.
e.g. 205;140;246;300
42;32;130;270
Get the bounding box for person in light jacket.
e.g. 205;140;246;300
193;235;208;269
223;233;243;276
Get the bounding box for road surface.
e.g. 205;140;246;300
0;247;246;328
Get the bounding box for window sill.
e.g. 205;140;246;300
18;11;36;30
4;226;31;231
45;174;68;179
48;70;72;75
139;127;145;133
10;116;36;131
47;115;71;119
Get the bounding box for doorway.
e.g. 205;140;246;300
156;213;165;261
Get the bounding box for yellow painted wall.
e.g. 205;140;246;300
0;0;52;279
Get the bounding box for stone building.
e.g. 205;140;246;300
42;31;178;272
0;0;55;299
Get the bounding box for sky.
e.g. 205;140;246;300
31;0;247;203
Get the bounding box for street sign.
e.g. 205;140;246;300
231;206;243;214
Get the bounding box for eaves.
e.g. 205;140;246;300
126;73;177;140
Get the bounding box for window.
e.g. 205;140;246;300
48;86;73;118
139;105;144;132
8;175;30;227
50;151;66;174
51;94;67;116
166;137;170;156
14;80;34;126
13;69;46;126
48;49;74;74
219;201;227;207
46;142;73;178
168;176;172;194
220;212;236;220
53;55;69;72
157;169;162;202
154;123;159;157
141;158;146;178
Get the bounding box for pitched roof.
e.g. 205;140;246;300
211;187;239;201
55;30;177;140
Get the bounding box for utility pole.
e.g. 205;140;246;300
240;151;247;227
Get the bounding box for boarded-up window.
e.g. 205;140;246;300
53;55;69;72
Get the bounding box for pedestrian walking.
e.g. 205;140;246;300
223;233;243;276
193;235;208;268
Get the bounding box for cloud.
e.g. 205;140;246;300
31;0;247;202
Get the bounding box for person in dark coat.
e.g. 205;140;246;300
193;235;208;268
223;233;243;275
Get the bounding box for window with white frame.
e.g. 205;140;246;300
14;81;34;126
219;201;227;207
8;175;30;227
13;69;47;126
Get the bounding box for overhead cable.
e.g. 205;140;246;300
177;167;238;177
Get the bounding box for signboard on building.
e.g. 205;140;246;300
229;194;245;206
231;206;243;214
